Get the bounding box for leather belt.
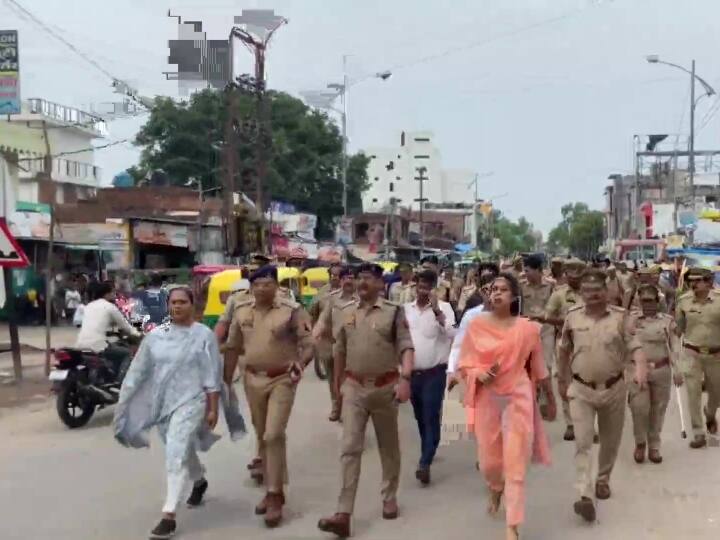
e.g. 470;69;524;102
573;372;623;391
684;343;720;355
246;365;290;378
345;370;398;387
412;363;447;377
648;357;670;369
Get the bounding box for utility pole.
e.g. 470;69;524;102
230;10;287;253
42;120;53;377
466;171;494;248
689;59;696;201
414;166;429;255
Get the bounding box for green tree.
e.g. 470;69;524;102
129;89;369;238
548;202;604;259
489;211;537;256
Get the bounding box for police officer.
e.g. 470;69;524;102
318;263;415;538
625;266;668;312
675;267;720;449
557;269;647;523
627;284;683;464
225;265;314;528
310;264;343;420
545;257;587;440
388;262;417;304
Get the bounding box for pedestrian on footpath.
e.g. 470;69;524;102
114;287;225;540
675;267;720;449
627;284;683;464
557;269;648;524
313;266;359;421
545;257;586;441
225;265;314;528
458;273;555;540
404;269;456;485
318;263;415;538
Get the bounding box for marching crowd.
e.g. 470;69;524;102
110;252;720;540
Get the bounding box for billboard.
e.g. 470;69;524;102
0;30;20;115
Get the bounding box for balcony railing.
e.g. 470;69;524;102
18;156;101;184
27;98;105;134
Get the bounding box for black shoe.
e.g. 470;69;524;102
573;497;596;523
415;467;430;485
150;518;176;539
186;478;208;507
593;433;600;444
563;425;575;441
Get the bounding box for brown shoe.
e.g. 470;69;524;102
595;481;611;500
382;499;399;520
251;469;264;484
633;443;646;464
247;457;262;471
328;409;341;422
255;492;285;515
563;425;575;441
648;449;663;464
690;435;707;449
318;513;351;538
415;467;430;486
263;492;284;528
573;497;596;523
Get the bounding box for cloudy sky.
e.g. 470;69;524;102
3;0;720;233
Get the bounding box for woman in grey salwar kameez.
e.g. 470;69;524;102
114;287;244;540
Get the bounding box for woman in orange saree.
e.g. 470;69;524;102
459;273;556;540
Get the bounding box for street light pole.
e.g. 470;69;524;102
689;59;696;199
341;54;349;217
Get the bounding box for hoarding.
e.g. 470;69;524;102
0;30;20;115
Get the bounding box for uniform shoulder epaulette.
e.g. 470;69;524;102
567;304;584;314
328;288;342;296
234;298;253;309
658;312;673;321
555;283;570;293
608;305;626;313
278;297;300;309
677;291;694;302
338;299;359;310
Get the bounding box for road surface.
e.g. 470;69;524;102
2;368;720;540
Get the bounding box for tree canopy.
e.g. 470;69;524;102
547;202;604;259
475;210;538;256
129;89;369;238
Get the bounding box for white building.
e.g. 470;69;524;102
0;98;105;206
362;130;474;212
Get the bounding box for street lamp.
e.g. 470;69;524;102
301;56;392;217
646;55;717;200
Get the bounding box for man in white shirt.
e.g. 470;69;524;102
404;269;456;485
75;281;140;377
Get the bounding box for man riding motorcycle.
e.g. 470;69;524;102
75;281;141;379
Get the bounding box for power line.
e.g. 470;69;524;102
16;139;131;161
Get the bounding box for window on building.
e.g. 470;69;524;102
374;176;380;182
396;176;401;181
370;154;377;159
389;182;394;192
414;155;430;159
414;137;430;142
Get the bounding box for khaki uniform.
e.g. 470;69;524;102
333;298;414;514
546;284;584;425
435;280;452;304
226;297;313;493
675;291;720;437
617;271;635;294
626;312;676;450
559;305;641;500
388;281;417;305
310;286;342;414
457;284;477;314
521;280;555;372
606;275;624;307
624;286;668;313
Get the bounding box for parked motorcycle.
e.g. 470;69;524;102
49;300;154;429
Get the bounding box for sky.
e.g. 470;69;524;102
3;0;720;235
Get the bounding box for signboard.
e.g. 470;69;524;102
0;30;20;115
0;217;28;267
8;209;51;239
134;221;189;247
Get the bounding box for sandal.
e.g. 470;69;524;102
487;489;503;515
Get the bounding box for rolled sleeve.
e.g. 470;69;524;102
394;307;415;355
225;317;244;354
333;323;347;359
218;295;236;325
293;307;314;351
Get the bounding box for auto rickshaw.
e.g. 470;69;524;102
202;269;243;328
278;267;303;303
378;261;398;275
301;266;330;308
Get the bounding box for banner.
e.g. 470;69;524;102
0;30;20;115
133;221;188;247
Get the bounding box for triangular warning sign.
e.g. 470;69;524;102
0;218;29;268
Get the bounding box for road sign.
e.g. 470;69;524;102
0;218;28;267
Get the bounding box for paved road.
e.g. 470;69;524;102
1;373;720;540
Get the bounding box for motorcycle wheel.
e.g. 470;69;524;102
314;355;328;380
56;382;95;429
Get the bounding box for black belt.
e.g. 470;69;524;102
573;372;623;391
684;343;720;355
412;363;447;377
